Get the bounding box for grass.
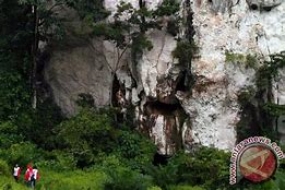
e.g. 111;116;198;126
0;176;29;190
1;168;108;190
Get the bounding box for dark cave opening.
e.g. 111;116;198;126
111;74;126;123
111;74;121;107
145;100;182;116
176;70;190;92
152;152;170;166
263;6;272;12
249;4;258;10
236;103;261;142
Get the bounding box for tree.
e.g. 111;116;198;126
89;0;180;107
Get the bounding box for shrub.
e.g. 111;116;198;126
145;163;179;190
0;71;31;121
36;151;76;171
169;185;205;190
170;147;230;189
103;165;153;190
57;107;118;168
3;142;44;167
0;159;10;177
0;121;24;149
147;186;162;190
117;130;156;170
145;147;231;189
172;40;197;66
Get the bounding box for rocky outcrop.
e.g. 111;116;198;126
44;0;285;154
273;68;285;143
45;40;112;116
178;0;285;150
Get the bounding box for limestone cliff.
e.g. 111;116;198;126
44;0;285;155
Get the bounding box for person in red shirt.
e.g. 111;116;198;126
24;164;33;187
12;164;21;182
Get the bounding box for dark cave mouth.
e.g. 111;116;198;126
152;152;171;166
145;100;183;115
249;4;259;10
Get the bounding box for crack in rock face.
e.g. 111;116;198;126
140;101;189;155
209;0;237;13
246;0;282;11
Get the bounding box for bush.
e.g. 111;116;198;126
145;163;179;190
0;121;24;149
0;71;31;121
57;107;118;168
36;151;76;171
169;185;205;190
0;159;10;177
172;147;230;189
103;163;153;190
116;130;156;170
4;142;44;167
145;147;230;190
147;186;162;190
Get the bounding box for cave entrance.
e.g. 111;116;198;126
144;100;182;116
111;74;126;123
152;152;171;166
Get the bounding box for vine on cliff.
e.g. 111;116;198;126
171;0;197;92
236;52;285;142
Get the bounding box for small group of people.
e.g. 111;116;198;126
13;163;40;189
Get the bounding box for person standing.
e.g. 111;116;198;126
12;164;21;182
24;164;33;187
31;166;40;189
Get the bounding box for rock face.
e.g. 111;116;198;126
45;41;112;116
44;0;285;154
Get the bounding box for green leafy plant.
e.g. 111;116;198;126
172;40;197;66
0;159;10;177
57;107;118;168
236;52;285;141
103;165;153;190
225;50;258;69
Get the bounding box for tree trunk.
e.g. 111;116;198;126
32;4;39;109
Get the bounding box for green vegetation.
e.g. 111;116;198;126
236;52;285;141
225;50;258;69
2;0;285;189
172;40;197;66
91;0;181;68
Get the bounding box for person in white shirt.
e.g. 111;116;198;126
13;164;21;182
31;166;40;189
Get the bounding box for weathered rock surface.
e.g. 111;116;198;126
45;40;112;116
45;0;285;154
177;0;285;151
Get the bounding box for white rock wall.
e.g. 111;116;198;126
45;0;285;152
179;0;285;150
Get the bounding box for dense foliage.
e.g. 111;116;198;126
1;0;285;189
